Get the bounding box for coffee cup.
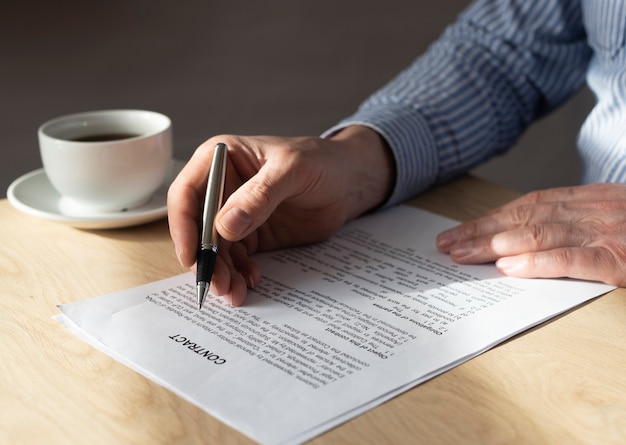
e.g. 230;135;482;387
38;109;172;215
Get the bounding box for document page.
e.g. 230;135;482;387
56;206;614;445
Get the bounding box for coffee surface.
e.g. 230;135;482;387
71;133;140;142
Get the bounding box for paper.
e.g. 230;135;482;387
56;206;614;445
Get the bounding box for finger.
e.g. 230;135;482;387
207;255;230;299
436;197;616;251
228;242;261;307
167;179;202;267
208;241;259;306
208;250;248;307
216;159;301;242
229;241;261;289
437;203;562;251
447;223;590;264
225;275;249;307
495;247;623;286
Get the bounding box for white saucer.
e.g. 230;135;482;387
7;159;185;229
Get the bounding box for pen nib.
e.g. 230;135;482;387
197;282;208;310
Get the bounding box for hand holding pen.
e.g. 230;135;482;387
167;128;394;306
196;142;228;309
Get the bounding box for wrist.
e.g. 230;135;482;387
330;125;396;220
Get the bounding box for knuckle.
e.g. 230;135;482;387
550;248;576;270
599;240;626;285
206;134;238;146
598;249;623;286
526;224;547;248
509;205;533;227
460;221;480;238
248;179;275;209
523;190;543;205
196;134;240;158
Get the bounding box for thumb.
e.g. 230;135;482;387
216;164;292;242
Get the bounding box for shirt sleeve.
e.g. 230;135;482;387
323;0;592;206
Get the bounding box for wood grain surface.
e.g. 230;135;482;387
1;175;624;445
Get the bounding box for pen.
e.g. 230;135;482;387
196;142;228;310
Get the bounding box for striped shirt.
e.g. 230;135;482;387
324;0;626;206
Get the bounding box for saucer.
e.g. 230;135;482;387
7;159;185;229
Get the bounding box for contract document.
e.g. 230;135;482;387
56;206;614;445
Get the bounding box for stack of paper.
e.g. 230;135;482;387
56;206;613;445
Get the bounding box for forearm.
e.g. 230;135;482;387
325;0;590;206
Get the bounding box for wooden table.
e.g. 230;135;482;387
1;175;625;444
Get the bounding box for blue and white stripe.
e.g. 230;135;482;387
580;1;626;183
325;0;626;206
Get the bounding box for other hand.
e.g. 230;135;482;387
436;183;626;286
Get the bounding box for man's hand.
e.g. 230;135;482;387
167;127;394;306
436;183;626;286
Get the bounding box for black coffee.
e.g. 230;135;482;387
71;133;141;142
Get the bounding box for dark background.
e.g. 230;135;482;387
1;0;592;198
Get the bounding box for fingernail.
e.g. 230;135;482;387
496;257;522;274
450;246;473;259
437;232;455;249
175;246;185;266
220;207;253;237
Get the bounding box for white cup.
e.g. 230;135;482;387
38;109;172;215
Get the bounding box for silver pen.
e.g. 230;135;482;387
196;142;228;310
